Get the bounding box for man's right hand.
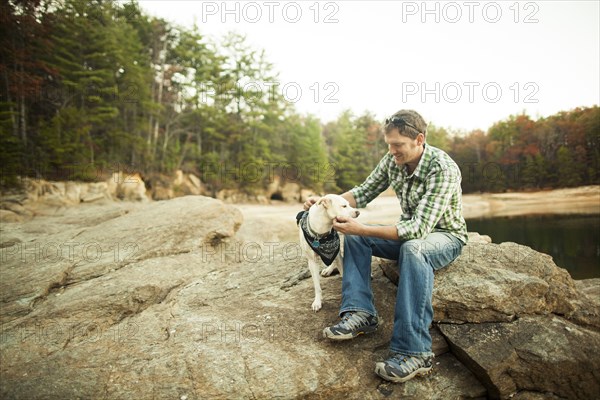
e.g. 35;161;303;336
303;195;321;211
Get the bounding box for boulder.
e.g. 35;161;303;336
144;173;175;200
379;238;600;399
266;175;304;202
569;278;600;330
188;173;202;191
64;181;82;204
0;209;22;223
144;171;207;200
81;181;112;203
173;170;204;197
0;196;242;324
433;241;578;323
384;238;579;325
216;189;269;204
9;178;114;212
440;316;600;399
0;200;32;217
23;179;69;206
108;171;149;201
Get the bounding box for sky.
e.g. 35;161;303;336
138;0;600;132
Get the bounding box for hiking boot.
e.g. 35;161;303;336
322;311;378;340
375;353;433;383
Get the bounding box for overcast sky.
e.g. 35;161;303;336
138;0;600;132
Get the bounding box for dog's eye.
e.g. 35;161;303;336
342;205;347;208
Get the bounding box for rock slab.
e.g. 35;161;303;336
440;316;600;399
1;197;599;399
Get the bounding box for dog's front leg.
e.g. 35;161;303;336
307;258;323;312
321;255;343;277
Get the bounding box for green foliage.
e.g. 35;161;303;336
446;108;599;193
426;124;450;150
324;110;385;192
0;1;597;195
0;102;22;187
273;114;322;189
557;146;582;187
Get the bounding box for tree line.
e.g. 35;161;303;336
429;107;599;193
1;0;598;195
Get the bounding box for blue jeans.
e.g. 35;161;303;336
340;231;464;357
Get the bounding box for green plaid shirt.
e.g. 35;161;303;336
350;144;468;244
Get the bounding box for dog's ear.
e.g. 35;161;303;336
317;197;331;209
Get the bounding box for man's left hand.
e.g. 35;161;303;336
333;216;365;236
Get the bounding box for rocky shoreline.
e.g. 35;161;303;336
1;194;599;399
1;174;598;224
461;186;600;219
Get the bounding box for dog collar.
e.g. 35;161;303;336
305;216;327;241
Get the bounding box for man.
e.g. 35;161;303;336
304;109;467;383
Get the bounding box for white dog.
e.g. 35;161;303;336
297;194;360;312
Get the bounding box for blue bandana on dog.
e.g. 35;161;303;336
296;211;340;266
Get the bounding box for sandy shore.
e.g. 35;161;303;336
461;185;600;219
236;186;600;228
356;185;600;222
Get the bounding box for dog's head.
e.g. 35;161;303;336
316;194;360;220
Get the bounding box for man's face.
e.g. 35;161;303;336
384;128;425;166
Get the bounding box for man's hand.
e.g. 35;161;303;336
303;195;321;211
333;216;365;235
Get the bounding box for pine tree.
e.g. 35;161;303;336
557;146;582;187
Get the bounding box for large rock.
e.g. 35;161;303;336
370;238;599;330
0;209;22;223
1;177;131;221
440;316;600;399
266;175;303;202
379;238;600;399
107;171;149;201
0;196;242;324
23;177;115;205
569;278;600;330
433;241;579;323
145;170;208;201
216;189;269;204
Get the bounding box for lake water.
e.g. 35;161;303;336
466;214;600;280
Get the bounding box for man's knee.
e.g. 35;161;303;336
399;239;425;258
398;239;429;267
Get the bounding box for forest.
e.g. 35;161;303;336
1;0;599;195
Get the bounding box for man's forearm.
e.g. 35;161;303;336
361;224;400;241
335;219;399;241
338;192;398;240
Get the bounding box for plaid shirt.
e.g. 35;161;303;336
350;144;468;244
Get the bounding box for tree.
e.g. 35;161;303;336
323;110;377;192
426;124;450;150
0;0;56;185
556;146;582;187
520;154;547;189
283;113;328;191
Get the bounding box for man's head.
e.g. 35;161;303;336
383;109;427;139
383;110;427;168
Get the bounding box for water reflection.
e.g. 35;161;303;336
466;214;600;280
